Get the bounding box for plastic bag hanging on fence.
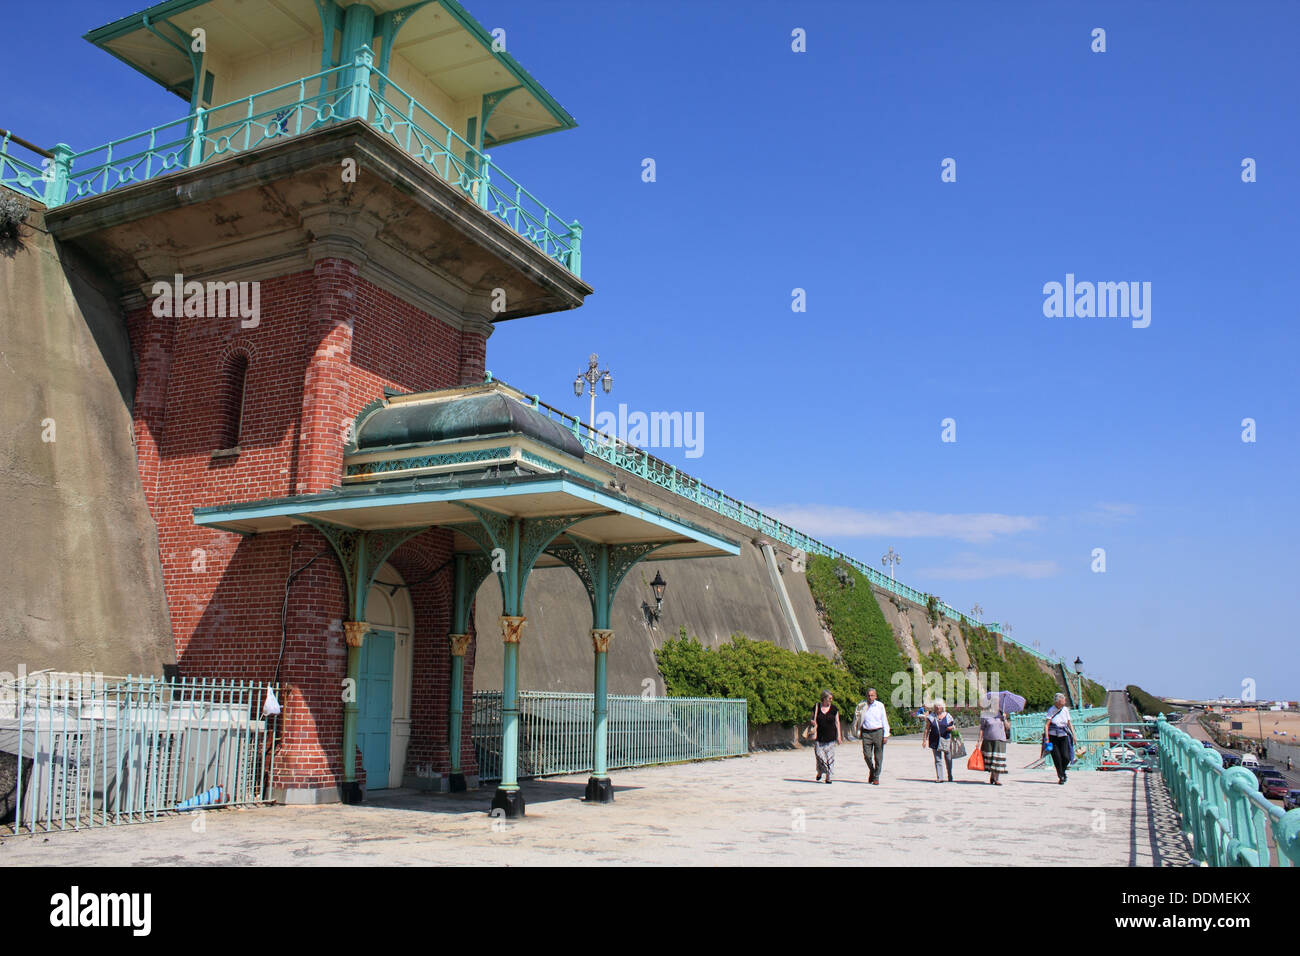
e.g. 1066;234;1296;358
263;686;281;716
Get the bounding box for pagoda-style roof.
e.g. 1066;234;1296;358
84;0;576;147
355;387;584;458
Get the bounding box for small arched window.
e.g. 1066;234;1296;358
217;353;249;450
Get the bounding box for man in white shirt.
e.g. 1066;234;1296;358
857;687;891;785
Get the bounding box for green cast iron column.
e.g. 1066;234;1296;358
448;554;469;781
342;620;371;793
586;544;613;801
455;507;590;817
447;553;483;792
590;629;613;789
548;540;663;804
448;633;472;786
496;518;525;811
302;519;425;804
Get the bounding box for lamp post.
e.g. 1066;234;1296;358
882;547;901;581
573;353;612;437
1073;656;1084;708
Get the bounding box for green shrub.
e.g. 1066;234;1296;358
655;630;862;726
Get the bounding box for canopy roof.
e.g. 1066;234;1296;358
84;0;577;147
193;469;742;564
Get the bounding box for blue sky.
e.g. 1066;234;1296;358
7;1;1298;699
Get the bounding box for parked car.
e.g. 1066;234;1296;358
1201;740;1215;748
1241;753;1259;768
1255;770;1287;793
1284;790;1300;811
1220;753;1241;767
1261;777;1289;800
1145;744;1159;755
1101;747;1140;767
1123;728;1144;740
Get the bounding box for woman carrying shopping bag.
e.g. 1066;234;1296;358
922;701;957;782
977;695;1010;785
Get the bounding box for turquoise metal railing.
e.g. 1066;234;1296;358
1157;715;1300;866
1010;705;1109;743
493;378;1069;661
0;48;581;276
1;674;278;835
471;690;748;781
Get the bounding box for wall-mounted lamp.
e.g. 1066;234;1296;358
642;570;667;629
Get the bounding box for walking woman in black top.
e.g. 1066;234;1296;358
810;690;843;784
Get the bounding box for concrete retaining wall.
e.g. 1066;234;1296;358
473;537;830;695
0;191;173;677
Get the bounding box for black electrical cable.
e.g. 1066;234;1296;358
382;555;455;595
276;542;328;685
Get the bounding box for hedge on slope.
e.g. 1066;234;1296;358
655;631;863;726
804;555;916;730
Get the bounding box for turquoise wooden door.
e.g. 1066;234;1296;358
358;629;395;791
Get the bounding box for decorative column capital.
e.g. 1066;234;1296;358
449;633;473;656
591;629;614;653
498;615;527;644
343;620;370;648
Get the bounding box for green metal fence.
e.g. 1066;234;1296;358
1010;705;1109;743
1158;715;1300;866
1;675;279;835
472;691;748;781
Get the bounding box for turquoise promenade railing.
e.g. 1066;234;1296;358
472;690;748;781
490;377;1072;660
1158;714;1300;866
1;674;278;836
0;48;581;276
1010;705;1109;743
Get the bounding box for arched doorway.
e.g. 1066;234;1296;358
358;563;414;791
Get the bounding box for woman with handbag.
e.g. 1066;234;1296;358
922;700;956;782
1043;693;1076;784
809;690;842;784
977;698;1010;785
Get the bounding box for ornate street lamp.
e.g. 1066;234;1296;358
881;546;901;581
642;571;667;629
650;571;667;607
574;353;612;436
1073;656;1084;707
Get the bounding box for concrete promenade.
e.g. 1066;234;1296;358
0;741;1194;866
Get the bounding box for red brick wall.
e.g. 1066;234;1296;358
126;259;483;794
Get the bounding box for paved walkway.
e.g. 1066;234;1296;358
0;741;1194;866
